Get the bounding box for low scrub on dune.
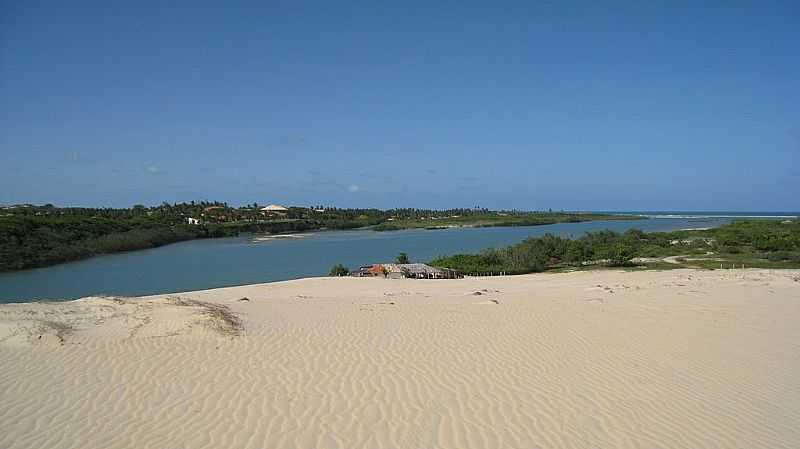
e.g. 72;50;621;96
430;220;800;275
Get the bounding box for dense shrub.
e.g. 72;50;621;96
328;264;350;276
767;251;793;261
605;242;636;267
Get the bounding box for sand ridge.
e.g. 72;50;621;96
1;269;799;448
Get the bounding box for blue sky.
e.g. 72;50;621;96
1;1;798;211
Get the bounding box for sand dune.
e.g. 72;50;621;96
1;269;799;449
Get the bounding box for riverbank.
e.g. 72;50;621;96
1;269;799;449
0;217;736;303
430;219;800;275
0;210;641;273
371;212;642;231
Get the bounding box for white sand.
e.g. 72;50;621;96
1;269;799;449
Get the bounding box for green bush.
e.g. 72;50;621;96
605;242;636;267
767;251;793;261
720;245;741;254
328;264;350;276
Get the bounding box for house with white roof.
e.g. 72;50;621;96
260;204;289;216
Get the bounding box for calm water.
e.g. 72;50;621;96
0;215;758;303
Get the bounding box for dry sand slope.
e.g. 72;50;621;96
1;269;799;449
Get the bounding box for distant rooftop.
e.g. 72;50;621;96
261;204;289;211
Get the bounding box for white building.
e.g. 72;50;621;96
260;204;289;216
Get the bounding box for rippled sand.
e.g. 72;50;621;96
1;269;799;449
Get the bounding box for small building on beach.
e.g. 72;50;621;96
352;264;383;277
353;263;462;279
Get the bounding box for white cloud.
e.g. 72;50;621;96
146;166;159;174
348;184;359;193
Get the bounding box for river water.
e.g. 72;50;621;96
0;215;762;302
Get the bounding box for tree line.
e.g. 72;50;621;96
0;202;567;271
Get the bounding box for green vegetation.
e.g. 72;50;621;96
429;220;800;275
328;264;350;277
0;203;641;272
0;203;320;272
372;211;641;231
395;252;410;264
4;202;796;276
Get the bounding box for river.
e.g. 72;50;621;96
1;215;763;302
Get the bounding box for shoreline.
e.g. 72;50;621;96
4;217;798;304
0;214;644;275
3;262;796;306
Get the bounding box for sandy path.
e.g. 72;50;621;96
1;269;799;449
